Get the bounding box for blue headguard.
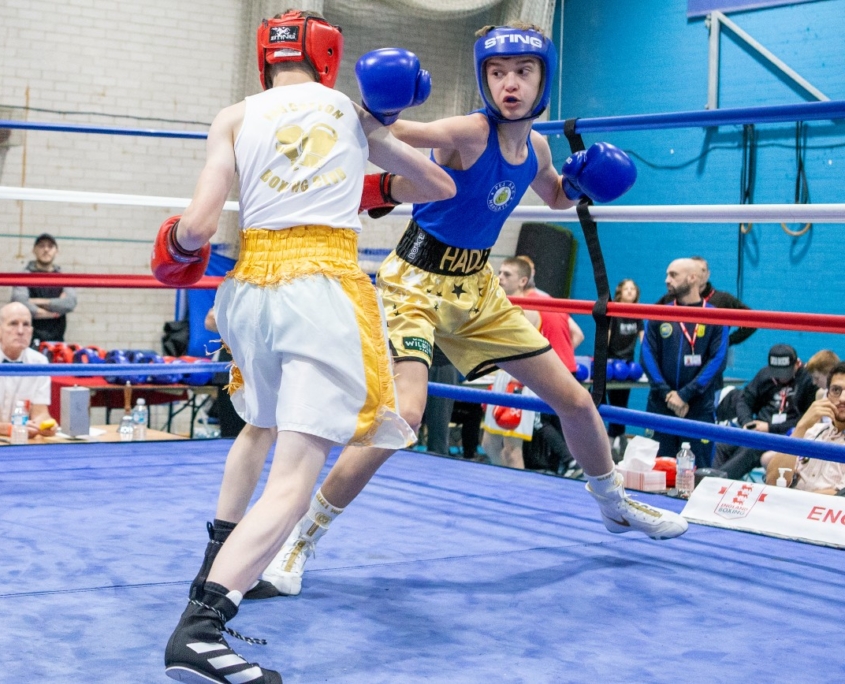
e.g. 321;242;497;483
473;26;558;122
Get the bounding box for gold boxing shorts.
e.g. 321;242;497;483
377;225;551;381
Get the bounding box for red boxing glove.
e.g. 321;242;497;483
493;405;522;430
360;173;399;219
150;215;210;287
653;457;677;489
505;380;524;395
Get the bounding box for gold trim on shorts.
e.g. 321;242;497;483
224;226;396;446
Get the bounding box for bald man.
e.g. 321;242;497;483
640;259;729;467
0;302;57;440
656;255;756;347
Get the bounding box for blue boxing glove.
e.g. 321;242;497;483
562;142;637;203
627;361;644;382
355;48;431;125
612;359;630;382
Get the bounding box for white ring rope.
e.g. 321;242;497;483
2;186;844;223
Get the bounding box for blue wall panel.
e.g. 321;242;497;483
549;0;845;386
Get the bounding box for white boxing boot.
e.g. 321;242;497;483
261;489;342;596
586;470;688;540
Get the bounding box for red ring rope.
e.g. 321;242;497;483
0;273;222;289
1;273;841;334
511;297;845;335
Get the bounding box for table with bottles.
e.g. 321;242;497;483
0;423;186;445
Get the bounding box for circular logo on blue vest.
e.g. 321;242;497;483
487;181;516;212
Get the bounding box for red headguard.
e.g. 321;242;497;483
256;11;343;90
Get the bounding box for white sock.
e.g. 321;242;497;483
586;470;621;496
226;589;243;607
301;489;344;542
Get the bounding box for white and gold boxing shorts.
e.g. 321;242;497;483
215;226;414;449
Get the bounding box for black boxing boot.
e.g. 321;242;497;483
165;582;282;683
190;520;277;601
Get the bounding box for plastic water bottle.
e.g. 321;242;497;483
132;398;148;441
10;400;29;445
676;442;696;499
118;414;134;442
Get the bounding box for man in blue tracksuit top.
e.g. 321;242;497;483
642;258;729;468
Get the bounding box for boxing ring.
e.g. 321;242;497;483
2;101;845;682
4;439;844;682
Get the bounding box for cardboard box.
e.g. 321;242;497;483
618;467;667;492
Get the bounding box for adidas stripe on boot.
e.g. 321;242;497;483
165;582;282;684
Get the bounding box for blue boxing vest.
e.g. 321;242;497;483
412;113;538;250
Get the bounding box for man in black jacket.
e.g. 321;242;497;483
657;256;755;347
11;234;78;346
713;344;817;479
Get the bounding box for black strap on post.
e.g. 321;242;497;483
576;201;611;407
563;118;585;153
563;120;611;406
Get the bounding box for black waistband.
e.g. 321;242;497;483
395;221;490;276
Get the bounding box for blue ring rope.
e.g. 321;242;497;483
4;100;844;140
534;100;845;135
0;120;206;139
4;365;842;463
0;363;229;376
427;382;845;465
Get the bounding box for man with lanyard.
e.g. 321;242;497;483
656;256;756;347
641;258;729;468
713;343;816;479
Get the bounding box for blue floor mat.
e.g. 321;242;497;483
1;440;843;683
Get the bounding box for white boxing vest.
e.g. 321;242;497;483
235;82;367;231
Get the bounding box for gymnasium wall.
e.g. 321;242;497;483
0;0;250;351
550;0;845;383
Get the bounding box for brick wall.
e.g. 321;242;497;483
0;0;245;351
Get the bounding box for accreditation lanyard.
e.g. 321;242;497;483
675;300;705;367
770;388;789;424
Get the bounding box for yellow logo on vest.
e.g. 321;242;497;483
659;322;673;338
696;324;707;336
275;123;338;171
259;123;345;197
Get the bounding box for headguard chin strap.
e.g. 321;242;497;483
473;26;558;123
256;11;343;90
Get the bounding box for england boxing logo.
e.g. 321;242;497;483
487;180;516;212
714;482;768;520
